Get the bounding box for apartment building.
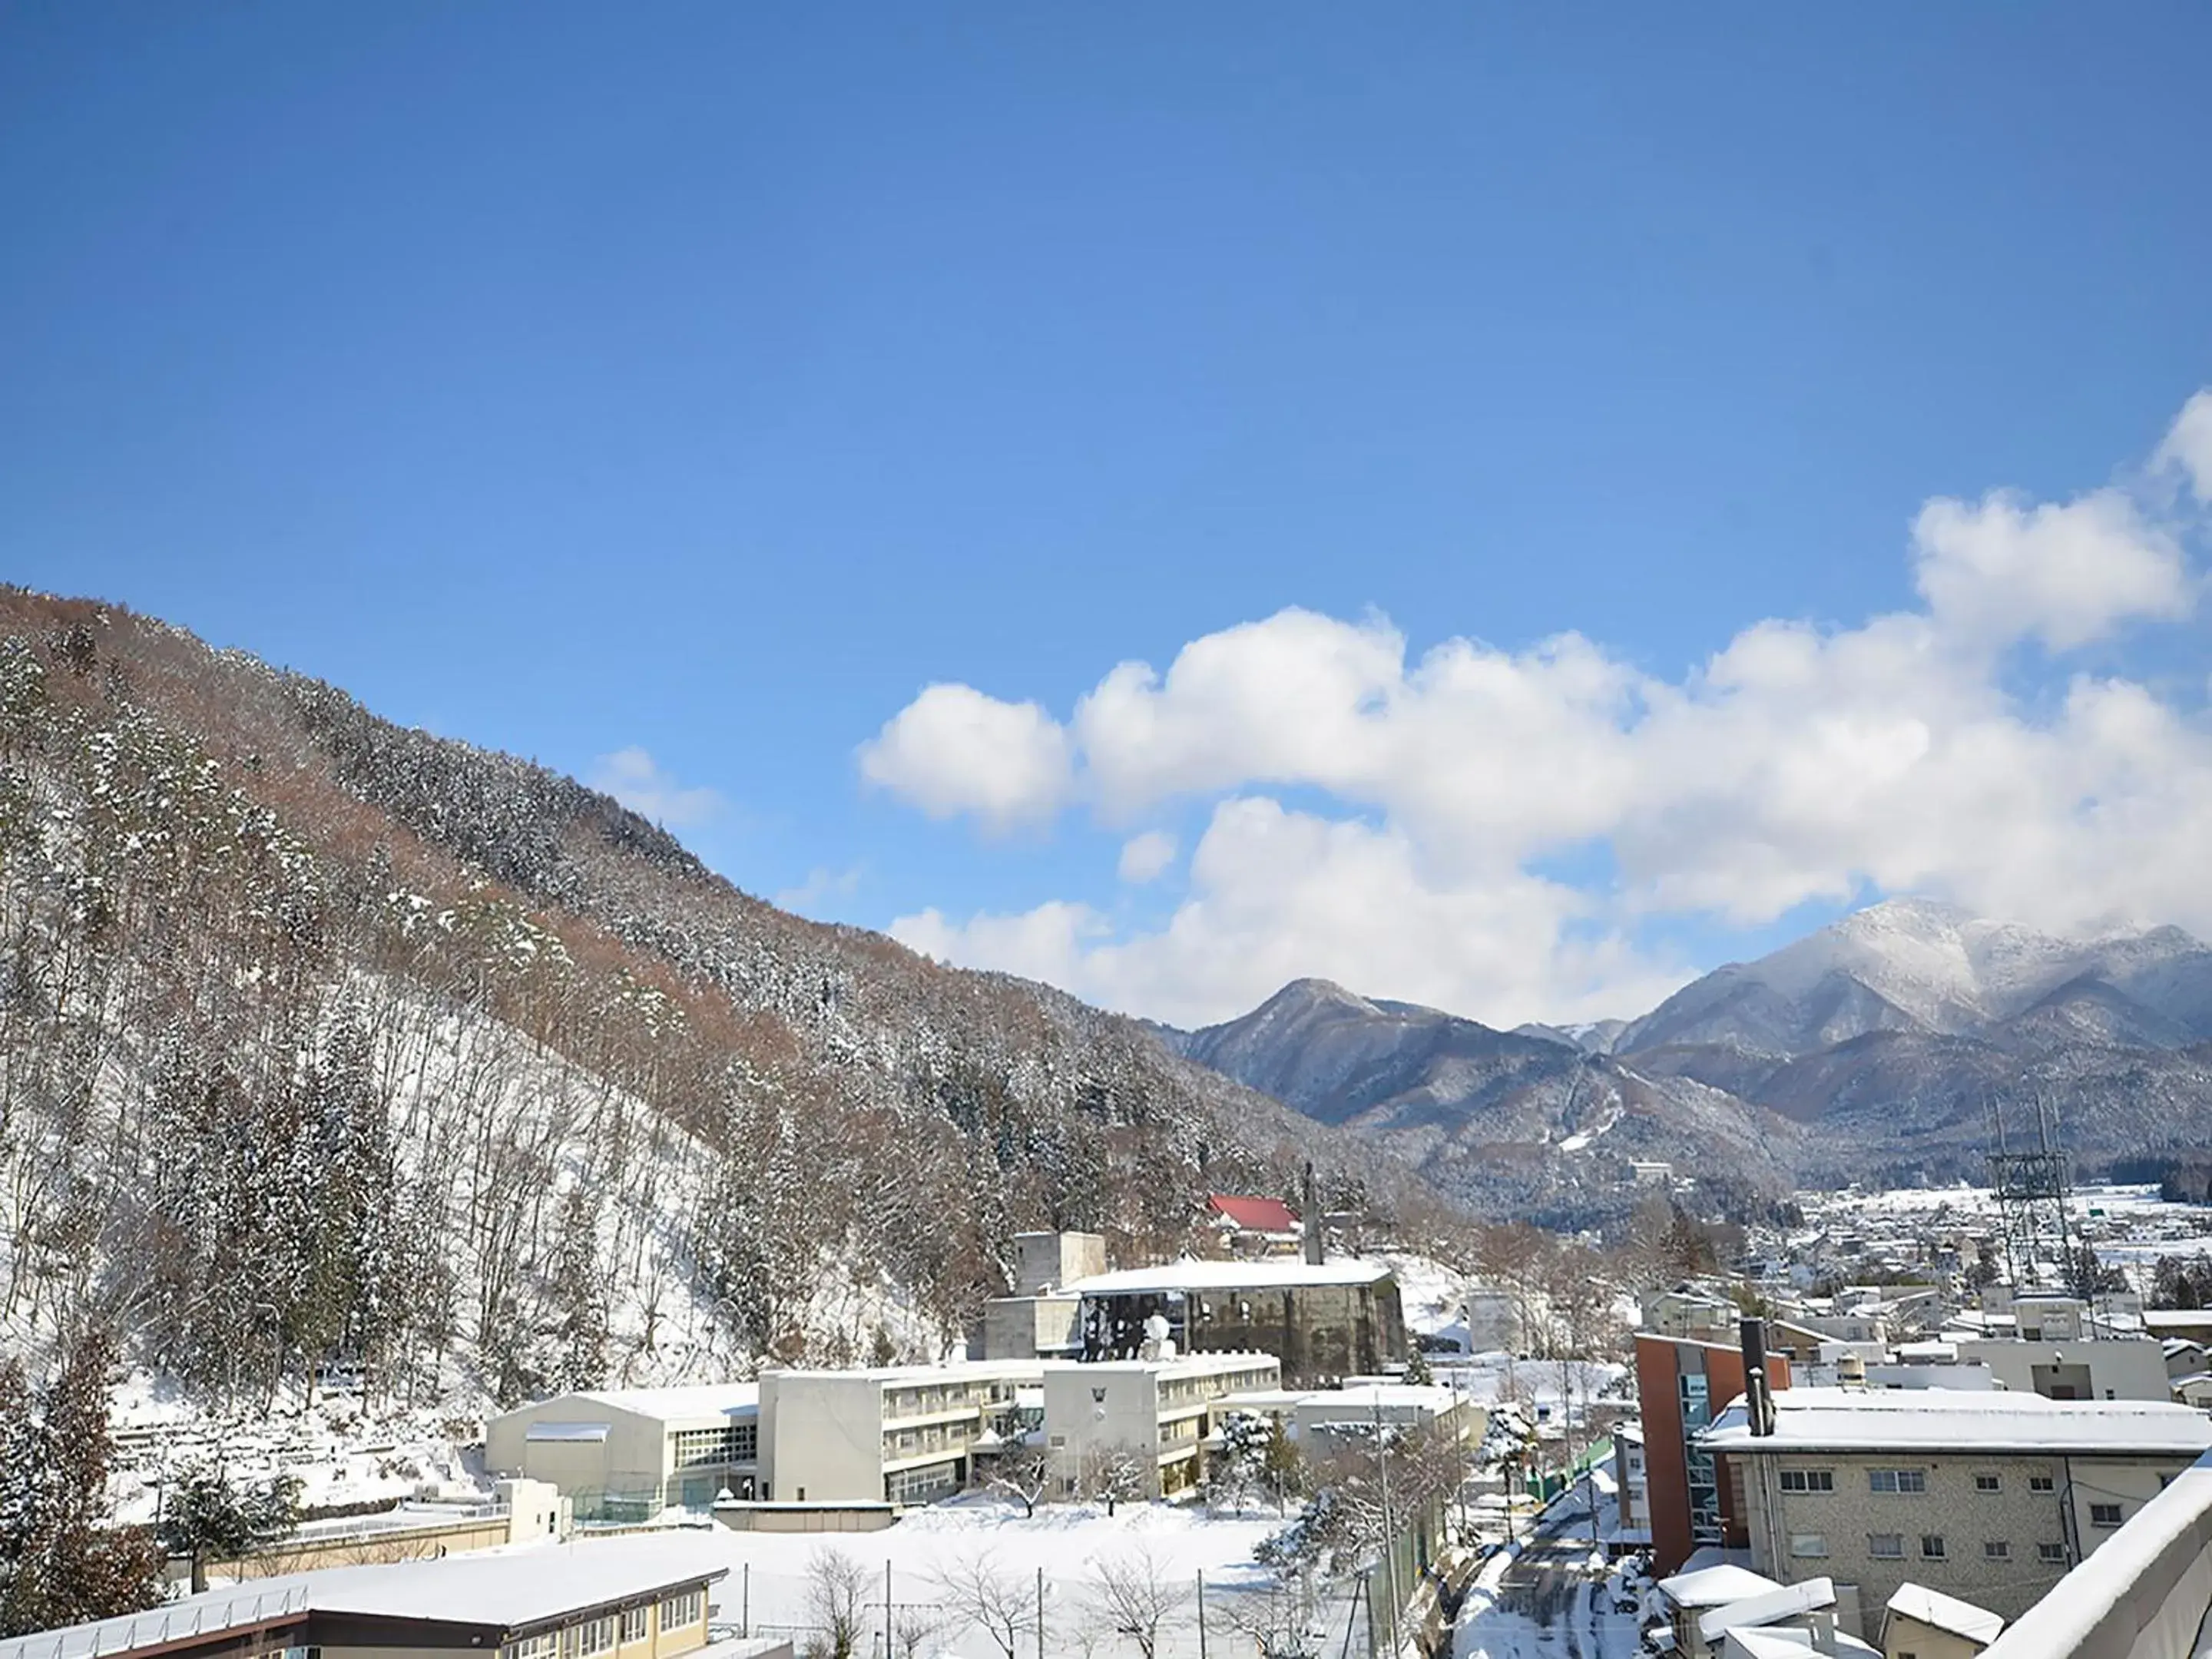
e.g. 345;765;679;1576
0;1534;733;1659
1044;1353;1283;1498
1072;1257;1406;1386
1700;1386;2212;1631
486;1384;760;1521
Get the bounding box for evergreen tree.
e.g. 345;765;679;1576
0;1333;165;1635
157;1465;304;1594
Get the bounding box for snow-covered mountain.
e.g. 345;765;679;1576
1166;900;2212;1202
1167;980;1800;1224
1618;898;2212;1056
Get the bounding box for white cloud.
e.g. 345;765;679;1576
1910;488;2190;649
856;682;1072;830
1116;830;1177;885
588;746;725;829
874;389;2212;1028
2156;390;2212;503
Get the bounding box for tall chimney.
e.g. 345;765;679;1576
1740;1316;1776;1437
1302;1162;1323;1266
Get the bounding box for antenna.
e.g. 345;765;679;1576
1987;1085;2081;1298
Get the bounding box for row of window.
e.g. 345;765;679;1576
497;1594;700;1659
1782;1466;2058;1496
671;1424;759;1468
1790;1533;2074;1564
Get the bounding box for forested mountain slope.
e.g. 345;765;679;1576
0;591;1426;1412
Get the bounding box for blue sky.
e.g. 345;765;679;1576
5;5;2210;1027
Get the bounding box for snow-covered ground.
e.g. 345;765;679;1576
657;1498;1297;1658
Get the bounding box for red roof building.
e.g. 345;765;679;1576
1206;1194;1302;1236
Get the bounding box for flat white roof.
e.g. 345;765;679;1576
1296;1383;1463;1416
1702;1386;2212;1457
572;1382;760;1422
0;1534;728;1659
1070;1258;1393;1294
1055;1352;1281;1379
1886;1583;2005;1644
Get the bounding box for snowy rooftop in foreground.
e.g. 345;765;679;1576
1701;1386;2212;1457
1657;1562;1784;1608
1698;1575;1834;1642
0;1534;729;1659
1886;1583;2006;1644
1068;1257;1394;1294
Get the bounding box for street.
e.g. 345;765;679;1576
1453;1485;1641;1659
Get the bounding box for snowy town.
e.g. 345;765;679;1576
13;1174;2212;1659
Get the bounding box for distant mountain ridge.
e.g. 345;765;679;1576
1158;901;2212;1207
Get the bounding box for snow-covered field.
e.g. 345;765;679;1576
656;1499;1296;1658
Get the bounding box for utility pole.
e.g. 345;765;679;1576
883;1560;892;1656
1197;1571;1208;1659
1373;1399;1401;1656
1035;1566;1045;1659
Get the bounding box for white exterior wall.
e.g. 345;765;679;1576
760;1374;888;1503
485;1396;673;1503
1955;1340;2171;1404
1045;1365;1164;1495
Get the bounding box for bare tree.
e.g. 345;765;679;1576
1086;1547;1191;1659
982;1445;1053;1517
1075;1442;1151;1515
931;1548;1040;1659
805;1545;870;1659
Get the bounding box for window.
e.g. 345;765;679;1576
505;1640;558;1659
619;1609;647;1644
2091;1503;2124;1529
1867;1533;1904;1559
1984;1540;2010;1560
659;1591;704;1631
575;1619;614;1657
2040;1541;2068;1564
1974;1474;2001;1493
1869;1468;1927;1494
1780;1469;1834;1493
1789;1534;1828;1558
2030;1475;2056;1493
1921;1535;1946;1560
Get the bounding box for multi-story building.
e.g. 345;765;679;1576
759;1362;1033;1505
1700;1386;2212;1634
1072;1258;1406;1386
1044;1353;1283;1498
485;1384;760;1521
1636;1330;1793;1573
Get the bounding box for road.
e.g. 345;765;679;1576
1454;1488;1641;1659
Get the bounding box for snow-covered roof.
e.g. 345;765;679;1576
1656;1563;1785;1608
1295;1383;1462;1416
1070;1258;1394;1294
2144;1310;2212;1332
573;1382;760;1421
0;1535;729;1659
1701;1386;2212;1457
1698;1576;1834;1642
1206;1194;1300;1233
1886;1583;2005;1644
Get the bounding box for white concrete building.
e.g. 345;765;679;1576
485;1384;760;1520
1044;1352;1283;1499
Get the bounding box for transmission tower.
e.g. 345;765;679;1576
1985;1090;2082;1296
